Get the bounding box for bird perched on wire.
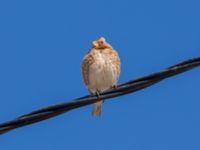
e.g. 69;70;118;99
82;37;121;116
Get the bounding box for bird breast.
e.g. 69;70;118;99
88;51;118;94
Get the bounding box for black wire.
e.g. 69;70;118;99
0;57;200;135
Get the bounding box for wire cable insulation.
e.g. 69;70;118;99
0;57;199;134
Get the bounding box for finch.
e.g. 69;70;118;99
82;37;121;116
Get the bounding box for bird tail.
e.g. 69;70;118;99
92;101;103;116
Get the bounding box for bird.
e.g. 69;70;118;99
81;37;121;116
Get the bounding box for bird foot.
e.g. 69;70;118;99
95;90;105;103
112;85;118;89
95;90;101;99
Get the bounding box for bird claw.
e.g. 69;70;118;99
112;85;118;89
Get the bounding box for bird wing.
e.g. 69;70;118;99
105;48;121;81
81;51;94;86
112;49;121;80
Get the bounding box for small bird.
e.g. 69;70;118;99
81;37;121;116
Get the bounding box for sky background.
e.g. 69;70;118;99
0;0;200;149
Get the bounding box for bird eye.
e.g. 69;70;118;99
99;41;104;45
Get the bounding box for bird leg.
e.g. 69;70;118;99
95;90;101;99
95;90;105;103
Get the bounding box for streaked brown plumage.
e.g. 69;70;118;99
82;37;121;116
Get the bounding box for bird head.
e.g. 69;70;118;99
92;37;112;49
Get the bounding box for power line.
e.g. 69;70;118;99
0;56;200;135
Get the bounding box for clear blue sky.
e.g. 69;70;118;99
1;0;200;149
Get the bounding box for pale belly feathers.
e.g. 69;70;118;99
88;52;118;94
